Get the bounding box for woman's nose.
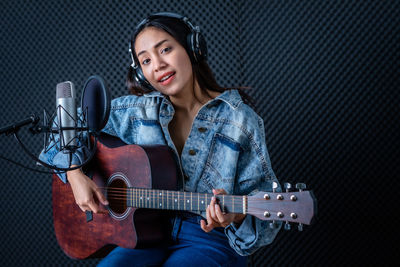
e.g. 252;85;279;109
153;56;167;72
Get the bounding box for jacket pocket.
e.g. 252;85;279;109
197;133;241;193
133;119;166;145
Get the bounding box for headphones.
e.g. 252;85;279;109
129;12;208;91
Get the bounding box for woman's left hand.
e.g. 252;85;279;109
200;188;246;233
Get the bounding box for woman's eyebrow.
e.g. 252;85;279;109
137;39;169;57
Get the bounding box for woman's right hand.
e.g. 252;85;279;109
67;167;109;214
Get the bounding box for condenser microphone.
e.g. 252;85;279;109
56;81;77;151
1;75;111;173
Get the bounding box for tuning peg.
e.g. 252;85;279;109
272;182;278;193
284;222;291;231
284;182;292;192
269;221;278;229
298;223;303;231
295;183;306;192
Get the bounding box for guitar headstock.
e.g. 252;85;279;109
247;183;316;231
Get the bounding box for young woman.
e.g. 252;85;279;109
41;12;281;266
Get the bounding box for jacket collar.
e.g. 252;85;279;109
143;90;163;98
143;89;243;109
213;89;243;109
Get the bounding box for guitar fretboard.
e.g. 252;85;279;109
126;188;246;214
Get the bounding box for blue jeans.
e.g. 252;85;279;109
97;213;247;267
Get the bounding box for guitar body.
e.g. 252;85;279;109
52;134;179;259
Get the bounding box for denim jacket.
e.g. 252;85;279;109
39;89;281;256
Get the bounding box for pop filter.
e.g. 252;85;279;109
81;75;111;133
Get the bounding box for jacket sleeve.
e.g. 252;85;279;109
224;116;282;256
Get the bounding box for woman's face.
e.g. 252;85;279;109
135;27;193;97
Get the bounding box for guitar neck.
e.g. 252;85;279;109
126;188;246;214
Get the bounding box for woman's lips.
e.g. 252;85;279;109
159;72;176;86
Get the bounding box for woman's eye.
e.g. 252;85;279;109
142;58;150;65
161;47;171;54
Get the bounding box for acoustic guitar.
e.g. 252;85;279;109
52;134;316;259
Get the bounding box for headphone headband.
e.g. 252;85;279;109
146;12;198;32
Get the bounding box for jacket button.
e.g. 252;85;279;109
184;174;189;181
188;149;196;155
198;127;207;133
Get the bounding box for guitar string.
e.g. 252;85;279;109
99;187;302;199
97;188;298;217
103;189;292;202
102;193;286;215
100;187;246;199
104;188;245;211
99;187;290;214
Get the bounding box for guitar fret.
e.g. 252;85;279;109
222;195;225;213
232;194;234;213
243;195;246;214
169;190;171;210
162;190;164;210
158;190;161;209
175;191;177;210
142;189;144;208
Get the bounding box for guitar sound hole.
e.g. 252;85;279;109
107;179;127;215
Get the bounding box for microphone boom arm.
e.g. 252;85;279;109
0;115;39;135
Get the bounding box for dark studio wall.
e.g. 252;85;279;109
0;0;398;266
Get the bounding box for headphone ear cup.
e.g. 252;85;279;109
133;66;154;91
187;32;207;63
196;32;208;61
